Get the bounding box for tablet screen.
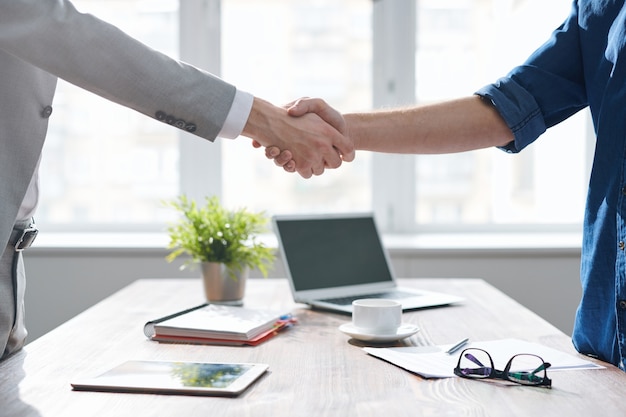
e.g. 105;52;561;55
71;360;268;396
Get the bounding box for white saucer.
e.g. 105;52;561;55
338;323;420;343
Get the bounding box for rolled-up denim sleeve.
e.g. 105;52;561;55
475;1;590;154
476;78;547;154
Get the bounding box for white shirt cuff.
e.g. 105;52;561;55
217;89;254;139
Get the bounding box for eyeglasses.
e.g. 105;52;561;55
453;348;552;388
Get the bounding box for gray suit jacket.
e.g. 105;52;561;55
0;0;237;248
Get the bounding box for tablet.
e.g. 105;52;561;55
71;360;269;397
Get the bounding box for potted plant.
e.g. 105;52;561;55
165;195;275;305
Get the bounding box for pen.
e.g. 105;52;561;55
445;338;469;355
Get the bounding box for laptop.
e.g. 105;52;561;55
272;213;463;314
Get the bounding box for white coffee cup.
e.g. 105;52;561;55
352;298;402;334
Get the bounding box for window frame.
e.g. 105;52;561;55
184;0;592;235
39;0;592;236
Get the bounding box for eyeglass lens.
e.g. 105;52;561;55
456;349;493;379
506;354;549;385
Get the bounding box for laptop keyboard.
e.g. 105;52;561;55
320;290;420;306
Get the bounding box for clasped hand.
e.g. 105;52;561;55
249;97;351;178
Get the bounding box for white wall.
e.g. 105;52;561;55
22;239;581;343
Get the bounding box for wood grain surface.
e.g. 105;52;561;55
1;278;623;417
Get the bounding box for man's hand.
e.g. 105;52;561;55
286;97;347;136
243;97;353;179
250;140;296;171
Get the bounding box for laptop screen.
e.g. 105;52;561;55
273;215;394;291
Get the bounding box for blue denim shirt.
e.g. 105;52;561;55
477;0;626;369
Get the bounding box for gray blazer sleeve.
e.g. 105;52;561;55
0;0;236;141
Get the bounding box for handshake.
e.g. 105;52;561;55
242;97;354;179
242;94;511;179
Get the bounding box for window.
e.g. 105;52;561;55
40;0;372;231
407;0;589;231
370;0;588;232
38;0;589;235
220;0;372;215
40;0;181;231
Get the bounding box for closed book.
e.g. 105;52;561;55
150;320;294;346
144;303;294;345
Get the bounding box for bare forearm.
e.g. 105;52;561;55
346;96;514;154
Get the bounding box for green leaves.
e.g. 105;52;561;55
165;195;275;276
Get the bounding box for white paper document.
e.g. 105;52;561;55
363;338;605;379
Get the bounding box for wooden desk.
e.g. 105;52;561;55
1;278;624;416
